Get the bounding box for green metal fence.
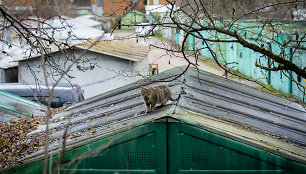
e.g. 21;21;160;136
164;20;305;102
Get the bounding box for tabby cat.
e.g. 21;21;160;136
141;85;178;113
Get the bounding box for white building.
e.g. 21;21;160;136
70;15;103;30
0;16;104;83
0;44;27;83
42;16;104;45
17;39;150;99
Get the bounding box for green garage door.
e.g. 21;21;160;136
9;122;305;174
168;123;305;174
61;123;167;174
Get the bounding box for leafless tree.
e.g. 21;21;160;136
0;0;146;173
0;0;305;172
132;0;305;100
0;1;110;173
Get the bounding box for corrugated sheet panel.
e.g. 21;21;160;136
12;66;306;167
0;90;46;123
76;38;150;62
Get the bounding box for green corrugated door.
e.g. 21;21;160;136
291;40;306;101
187;32;195;51
237;44;252;77
61;123;167;174
226;39;238;70
168;122;305;174
269;33;292;94
7;122;306;173
175;25;180;44
9;123;167;174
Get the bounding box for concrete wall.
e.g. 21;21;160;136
0;69;4;83
134;53;150;80
18;50;148;99
147;0;168;5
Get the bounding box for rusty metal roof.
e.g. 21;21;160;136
16;38;149;62
75;38;150;62
5;66;306;171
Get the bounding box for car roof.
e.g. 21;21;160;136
0;83;76;90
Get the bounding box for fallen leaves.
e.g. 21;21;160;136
0;105;69;169
0;116;44;169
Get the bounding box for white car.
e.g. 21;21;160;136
135;23;155;37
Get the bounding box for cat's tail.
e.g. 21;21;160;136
170;86;186;101
170;94;181;101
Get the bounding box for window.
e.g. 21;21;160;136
96;0;103;7
74;0;91;7
149;64;159;75
153;0;159;5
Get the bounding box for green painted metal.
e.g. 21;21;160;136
0;103;25;116
162;18;172;40
250;46;269;85
187;32;195;51
174;24;180;44
7;122;306;174
201;30;215;59
225;41;238;70
291;47;306;101
215;33;227;65
8;123;167;174
162;19;305;101
250;28;270;85
0;90;46;122
237;44;252;77
120;11;146;29
224;34;239;71
199;21;217;60
270;32;292;94
168;123;305;174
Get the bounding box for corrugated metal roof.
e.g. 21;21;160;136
17;38;150;62
75;39;150;62
10;66;306;167
0;44;26;69
0;90;46;123
69;15;101;27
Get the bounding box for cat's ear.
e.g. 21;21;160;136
141;86;145;91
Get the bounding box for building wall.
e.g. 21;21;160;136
103;0;145;16
120;11;146;29
2;0;32;6
134;53;150;80
18;50;148;99
146;0;168;5
103;0;130;15
0;69;4;83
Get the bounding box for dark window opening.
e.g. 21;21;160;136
74;0;91;7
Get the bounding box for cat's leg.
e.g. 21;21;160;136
151;104;155;111
161;99;168;107
146;104;151;113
